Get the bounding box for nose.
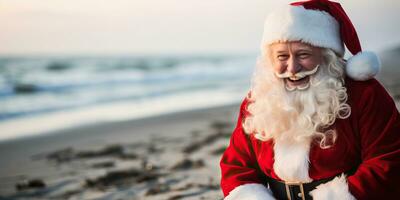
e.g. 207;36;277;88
287;58;301;75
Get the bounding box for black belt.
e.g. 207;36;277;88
266;176;335;200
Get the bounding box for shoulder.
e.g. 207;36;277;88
345;78;396;111
345;77;394;109
346;77;385;96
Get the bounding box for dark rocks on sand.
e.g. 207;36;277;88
46;62;70;71
46;147;75;163
14;83;38;94
183;132;226;154
85;168;141;188
85;168;164;188
182;121;233;154
16;179;46;191
210;146;227;156
91;161;115;169
76;145;125;158
46;145;138;163
147;143;163;154
210;120;231;129
76;144;138;160
171;158;205;170
145;183;171;196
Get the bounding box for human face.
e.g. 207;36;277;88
269;42;323;90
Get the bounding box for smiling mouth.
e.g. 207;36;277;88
288;76;307;81
287;75;309;83
284;76;311;90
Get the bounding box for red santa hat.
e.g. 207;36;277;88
261;0;380;81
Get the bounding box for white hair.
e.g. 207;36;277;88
242;49;351;148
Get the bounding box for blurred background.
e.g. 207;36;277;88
0;0;399;140
0;0;399;199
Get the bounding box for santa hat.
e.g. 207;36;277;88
261;0;380;81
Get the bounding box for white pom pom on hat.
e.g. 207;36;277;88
346;51;380;81
261;0;380;81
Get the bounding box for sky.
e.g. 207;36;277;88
0;0;399;56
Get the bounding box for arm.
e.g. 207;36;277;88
220;99;275;200
311;79;400;199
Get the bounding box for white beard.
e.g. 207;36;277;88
243;56;351;146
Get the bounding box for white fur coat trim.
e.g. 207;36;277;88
261;5;343;56
224;183;275;200
310;174;356;200
273;139;313;182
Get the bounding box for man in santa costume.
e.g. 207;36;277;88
220;0;400;199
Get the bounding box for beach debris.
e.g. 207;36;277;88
164;179;220;199
46;147;75;163
50;189;83;199
173;182;219;192
174;183;196;191
136;173;161;183
119;153;139;160
45;145;138;163
182;142;203;154
141;159;162;171
183;132;226;154
182;121;233;154
190;130;202;137
13;83;38;94
15;179;46;191
46;62;70;71
145;183;171;196
75;144;125;158
147;143;163;154
171;158;205;170
91;161;115;169
85;168;140;188
168;194;187;200
175;177;219;191
85;168;164;188
210;146;227;156
210;120;233;136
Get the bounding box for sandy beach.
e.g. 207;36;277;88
0;103;241;200
0;92;399;200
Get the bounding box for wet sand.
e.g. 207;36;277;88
0;103;241;199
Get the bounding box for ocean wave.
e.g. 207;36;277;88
0;55;254;123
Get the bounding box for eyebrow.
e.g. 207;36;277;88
276;50;288;54
297;48;313;52
274;47;314;55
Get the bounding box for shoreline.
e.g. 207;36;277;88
0;102;241;199
0;101;241;144
0;89;246;142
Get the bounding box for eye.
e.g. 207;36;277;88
298;53;311;59
277;54;289;61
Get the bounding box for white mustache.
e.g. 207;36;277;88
275;65;320;80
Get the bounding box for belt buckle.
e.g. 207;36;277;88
284;181;306;200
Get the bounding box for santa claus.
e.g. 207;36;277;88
220;0;400;200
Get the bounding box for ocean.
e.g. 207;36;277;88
0;55;255;141
1;50;399;142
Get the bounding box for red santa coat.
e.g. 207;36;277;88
220;78;400;199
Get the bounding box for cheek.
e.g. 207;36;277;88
272;62;286;74
301;58;320;70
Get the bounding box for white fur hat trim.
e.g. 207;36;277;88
261;6;344;56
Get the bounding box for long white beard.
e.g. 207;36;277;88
243;55;351;146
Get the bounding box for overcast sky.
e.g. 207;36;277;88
0;0;399;56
